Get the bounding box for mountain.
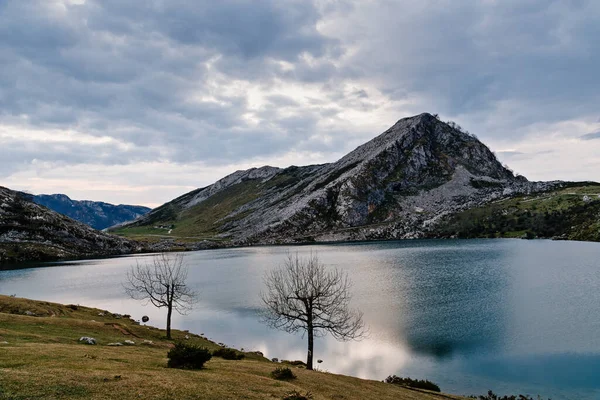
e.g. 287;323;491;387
26;194;151;230
115;113;595;244
0;187;139;263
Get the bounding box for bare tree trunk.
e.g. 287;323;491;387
166;303;173;340
307;320;314;370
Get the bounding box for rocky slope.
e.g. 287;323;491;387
0;187;140;263
115;113;569;244
27;193;151;230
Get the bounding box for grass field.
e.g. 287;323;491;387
0;295;463;400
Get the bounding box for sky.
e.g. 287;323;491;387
1;0;599;208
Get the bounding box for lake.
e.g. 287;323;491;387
1;239;599;399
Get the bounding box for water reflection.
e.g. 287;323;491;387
1;239;600;400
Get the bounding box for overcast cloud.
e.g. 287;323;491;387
1;0;599;206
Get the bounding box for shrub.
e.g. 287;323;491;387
282;390;312;400
384;375;441;392
470;390;550;400
281;359;307;368
270;367;296;380
167;342;212;369
212;347;244;360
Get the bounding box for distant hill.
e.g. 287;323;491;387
115;113;599;244
26;194;151;230
0;187;139;263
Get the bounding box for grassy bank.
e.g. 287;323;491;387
0;295;463;400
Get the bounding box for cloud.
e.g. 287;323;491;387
1;0;599;203
581;131;600;140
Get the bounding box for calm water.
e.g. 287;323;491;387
1;239;599;399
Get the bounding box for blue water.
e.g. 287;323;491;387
1;239;599;399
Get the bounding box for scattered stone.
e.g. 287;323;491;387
79;337;97;345
141;340;154;345
107;342;123;346
184;335;190;340
124;340;135;345
98;312;105;317
24;311;35;316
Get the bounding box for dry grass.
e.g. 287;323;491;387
0;295;464;400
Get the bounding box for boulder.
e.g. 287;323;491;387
107;342;123;346
79;337;97;345
124;340;135;345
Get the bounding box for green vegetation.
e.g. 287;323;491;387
0;295;462;400
434;184;600;241
212;347;245;360
385;375;441;392
271;366;297;380
470;390;550;400
167;342;212;369
112;180;264;241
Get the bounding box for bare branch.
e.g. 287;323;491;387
260;252;367;369
123;252;197;339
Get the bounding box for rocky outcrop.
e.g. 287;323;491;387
28;193;151;230
118;113;565;244
0;187;140;263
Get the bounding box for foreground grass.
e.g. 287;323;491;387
0;295;463;400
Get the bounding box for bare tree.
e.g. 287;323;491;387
260;253;366;370
124;253;196;339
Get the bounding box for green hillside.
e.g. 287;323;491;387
433;183;600;241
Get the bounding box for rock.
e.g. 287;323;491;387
0;341;9;345
184;335;190;340
107;342;123;346
24;311;35;316
79;337;97;345
141;340;153;345
0;186;140;263
124;340;135;345
98;312;105;317
117;113;562;247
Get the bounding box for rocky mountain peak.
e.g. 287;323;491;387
117;113;542;245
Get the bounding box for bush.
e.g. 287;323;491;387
270;367;296;380
212;347;244;360
384;375;441;392
167;342;212;369
281;359;307;368
282;390;312;400
470;390;550;400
